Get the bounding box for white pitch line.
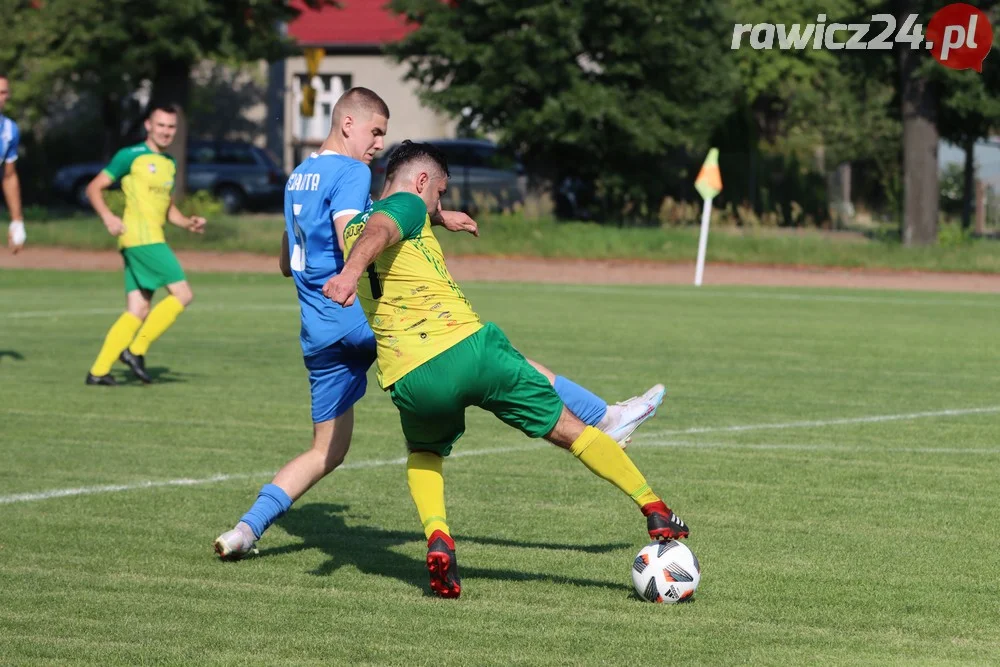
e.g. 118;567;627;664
3;407;997;505
0;472;270;505
0;443;545;505
8;405;997;441
637;440;1000;455
643;406;1000;437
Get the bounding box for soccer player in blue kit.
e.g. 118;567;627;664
214;88;666;559
1;74;26;253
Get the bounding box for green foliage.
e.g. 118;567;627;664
0;0;336;128
939;162;966;215
726;0;903;223
936;220;973;248
927;5;1000;148
180;190;225;219
387;0;739;220
930;16;1000;226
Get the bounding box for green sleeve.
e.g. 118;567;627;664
101;148;136;183
378;192;429;241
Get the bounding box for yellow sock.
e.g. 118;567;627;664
407;451;450;539
129;295;185;356
570;426;662;507
89;312;143;376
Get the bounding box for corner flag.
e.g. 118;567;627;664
695;149;722;201
693;149;722;287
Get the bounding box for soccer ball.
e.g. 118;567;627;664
631;540;701;603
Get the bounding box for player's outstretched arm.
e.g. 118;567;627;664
431;208;479;237
322;213;400;306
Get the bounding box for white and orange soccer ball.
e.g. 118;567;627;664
631;540;701;603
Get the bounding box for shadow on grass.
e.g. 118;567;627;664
116;366;196;385
0;350;25;363
264;502;632;596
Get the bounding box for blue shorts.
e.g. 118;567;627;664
304;324;377;423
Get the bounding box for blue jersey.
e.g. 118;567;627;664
285;151;372;356
0;114;20;165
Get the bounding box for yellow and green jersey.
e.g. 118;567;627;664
101;143;176;249
343;192;482;389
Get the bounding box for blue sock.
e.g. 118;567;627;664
554;375;607;426
240;483;294;539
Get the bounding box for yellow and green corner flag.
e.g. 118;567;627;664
694;148;723;201
693;149;722;287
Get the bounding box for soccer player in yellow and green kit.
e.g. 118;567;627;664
324;141;689;598
84;104;207;386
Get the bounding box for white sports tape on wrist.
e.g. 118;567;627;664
9;220;26;245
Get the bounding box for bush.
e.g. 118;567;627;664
937;220;972;248
939;163;965;216
180;191;225;219
658;197;791;228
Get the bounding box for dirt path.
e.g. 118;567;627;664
4;246;1000;293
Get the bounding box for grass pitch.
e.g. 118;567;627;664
1;269;999;665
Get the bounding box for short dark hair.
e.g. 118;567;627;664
334;87;390;123
145;103;180;119
385;140;450;182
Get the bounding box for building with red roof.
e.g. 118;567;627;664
276;0;454;168
287;0;414;48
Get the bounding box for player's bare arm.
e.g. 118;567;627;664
322;212;400;307
279;230;292;277
86;171;126;237
332;212;356;252
167;203;206;233
432;207;479;236
3;161;24;253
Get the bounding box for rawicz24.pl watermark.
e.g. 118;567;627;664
731;2;993;71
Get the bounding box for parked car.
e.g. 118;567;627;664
370;138;524;213
53;140;287;214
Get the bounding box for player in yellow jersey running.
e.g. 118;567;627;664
84;104;207;386
324;141;689;598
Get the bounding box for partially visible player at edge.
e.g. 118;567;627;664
324;140;689;598
84;104;207;386
0;74;26;254
213;88;665;560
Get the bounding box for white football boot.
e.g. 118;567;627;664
213;522;259;560
600;384;666;448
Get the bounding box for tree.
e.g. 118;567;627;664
934;15;1000;229
726;0;903;225
895;0;940;245
4;0;335;201
387;0;739;222
890;0;998;244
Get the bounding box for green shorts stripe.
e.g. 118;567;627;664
388;322;563;457
122;243;186;294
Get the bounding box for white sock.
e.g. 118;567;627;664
597;404;623;431
236;521;256;545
